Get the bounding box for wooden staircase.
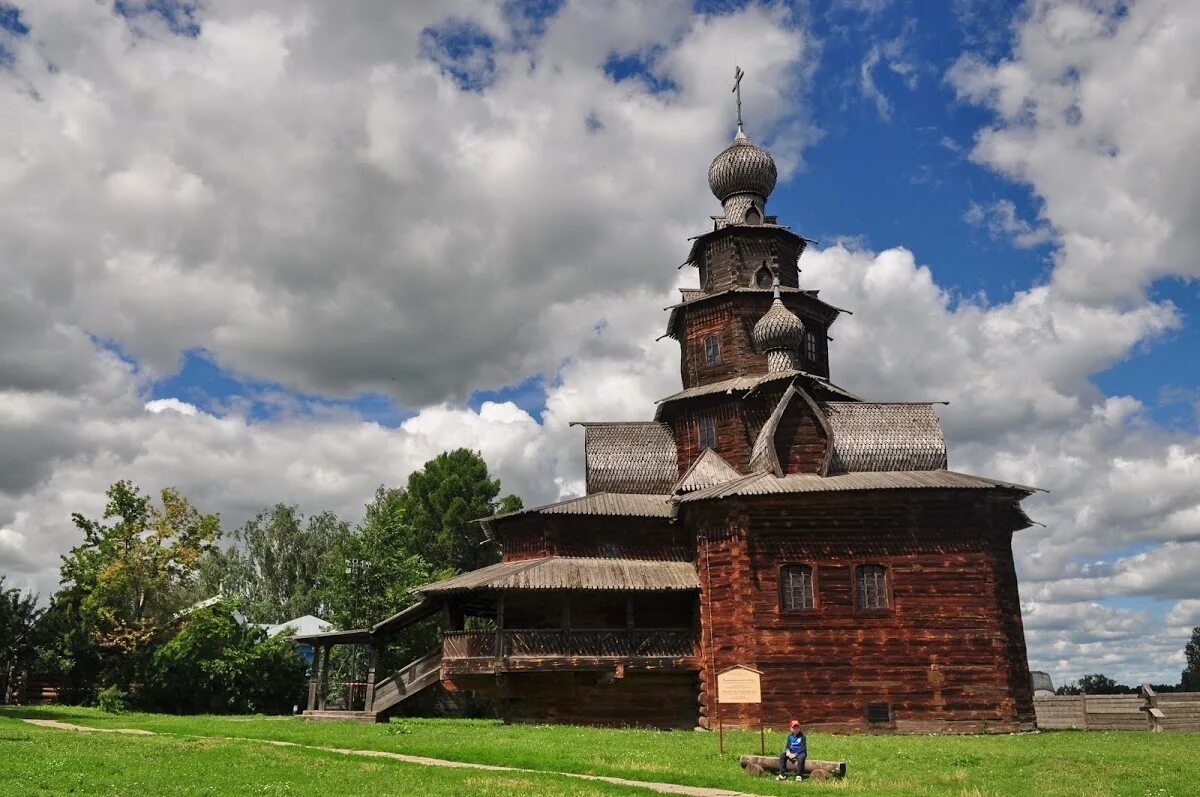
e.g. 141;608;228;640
369;649;442;717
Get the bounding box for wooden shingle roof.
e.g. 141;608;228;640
413;557;699;594
823;402;948;472
573;421;677;495
677;469;1040;503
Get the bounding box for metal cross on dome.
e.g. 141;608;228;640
732;65;745;130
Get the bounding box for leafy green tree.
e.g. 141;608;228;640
1182;627;1200;691
398;448;519;573
0;576;43;703
59;481;221;687
141;600;306;714
1070;676;1132;696
200;504;348;623
323;486;434;632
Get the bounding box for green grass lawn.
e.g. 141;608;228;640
3;705;1198;797
0;716;654;797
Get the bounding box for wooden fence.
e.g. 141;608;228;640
1034;686;1200;732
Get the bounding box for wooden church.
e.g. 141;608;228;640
300;100;1039;734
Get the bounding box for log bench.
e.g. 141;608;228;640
739;755;847;780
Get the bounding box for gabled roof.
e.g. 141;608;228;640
748;383;835;476
677;469;1040;503
823;402;948;472
673;448;741;494
572;421;677;494
413;557;699;594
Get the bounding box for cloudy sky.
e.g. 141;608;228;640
2;0;1198;687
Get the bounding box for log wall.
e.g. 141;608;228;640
456;671;699;729
500;516;690;562
677;294;829;391
691;491;1037;733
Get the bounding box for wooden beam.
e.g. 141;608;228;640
317;645;331;711
306;644;320;712
364;644;382;712
495;593;505;663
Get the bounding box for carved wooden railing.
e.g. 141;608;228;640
443;628;696;660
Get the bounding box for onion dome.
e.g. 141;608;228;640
707;126;777;223
753;277;805;372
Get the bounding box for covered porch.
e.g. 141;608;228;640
418;557;701;676
296;599;442;722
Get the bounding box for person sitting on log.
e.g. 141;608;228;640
777;719;807;781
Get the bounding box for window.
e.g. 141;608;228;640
804;331;819;364
855;565;889;610
704;334;721;365
780;565;815;611
698;417;717;450
866;702;893;723
755;265;773;288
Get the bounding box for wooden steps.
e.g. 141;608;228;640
299;710;384;723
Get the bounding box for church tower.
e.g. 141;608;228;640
657;117;849;476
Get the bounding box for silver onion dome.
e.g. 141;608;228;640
707;127;778;204
753;278;805;372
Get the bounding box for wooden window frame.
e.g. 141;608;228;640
804;330;819;364
703;334;721;366
851;563;892;613
697;416;718;450
778;564;818;613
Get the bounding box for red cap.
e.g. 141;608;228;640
789;719;801;728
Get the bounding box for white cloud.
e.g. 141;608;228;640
949;0;1200;302
964;198;1054;249
145;398;199;416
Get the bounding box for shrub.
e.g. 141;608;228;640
97;685;129;713
141;603;306;714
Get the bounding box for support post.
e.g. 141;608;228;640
318;645;331;711
562;593;571;653
495;593;505;664
364;643;381;713
306;645;320;712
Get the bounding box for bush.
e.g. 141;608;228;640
140;603;306;714
97;685;129;713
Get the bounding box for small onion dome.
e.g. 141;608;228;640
753;279;805;353
707;127;778;203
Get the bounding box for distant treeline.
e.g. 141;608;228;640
0;448;520;713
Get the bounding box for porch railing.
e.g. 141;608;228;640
443;628;696;660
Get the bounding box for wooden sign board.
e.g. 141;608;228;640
717;665;762;704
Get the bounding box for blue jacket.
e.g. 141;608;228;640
785;732;807;757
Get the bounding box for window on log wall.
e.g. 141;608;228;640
698;417;717;450
780;565;815;611
704;334;721;365
855;564;888;610
804;331;819;364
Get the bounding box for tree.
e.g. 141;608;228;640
323;486;433;632
1056;673;1133;695
200;504;348;624
1182;626;1200;691
398;448;520;573
59;481;221;687
0;576;43;703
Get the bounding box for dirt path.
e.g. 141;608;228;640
23;718;155;735
20;719;754;797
